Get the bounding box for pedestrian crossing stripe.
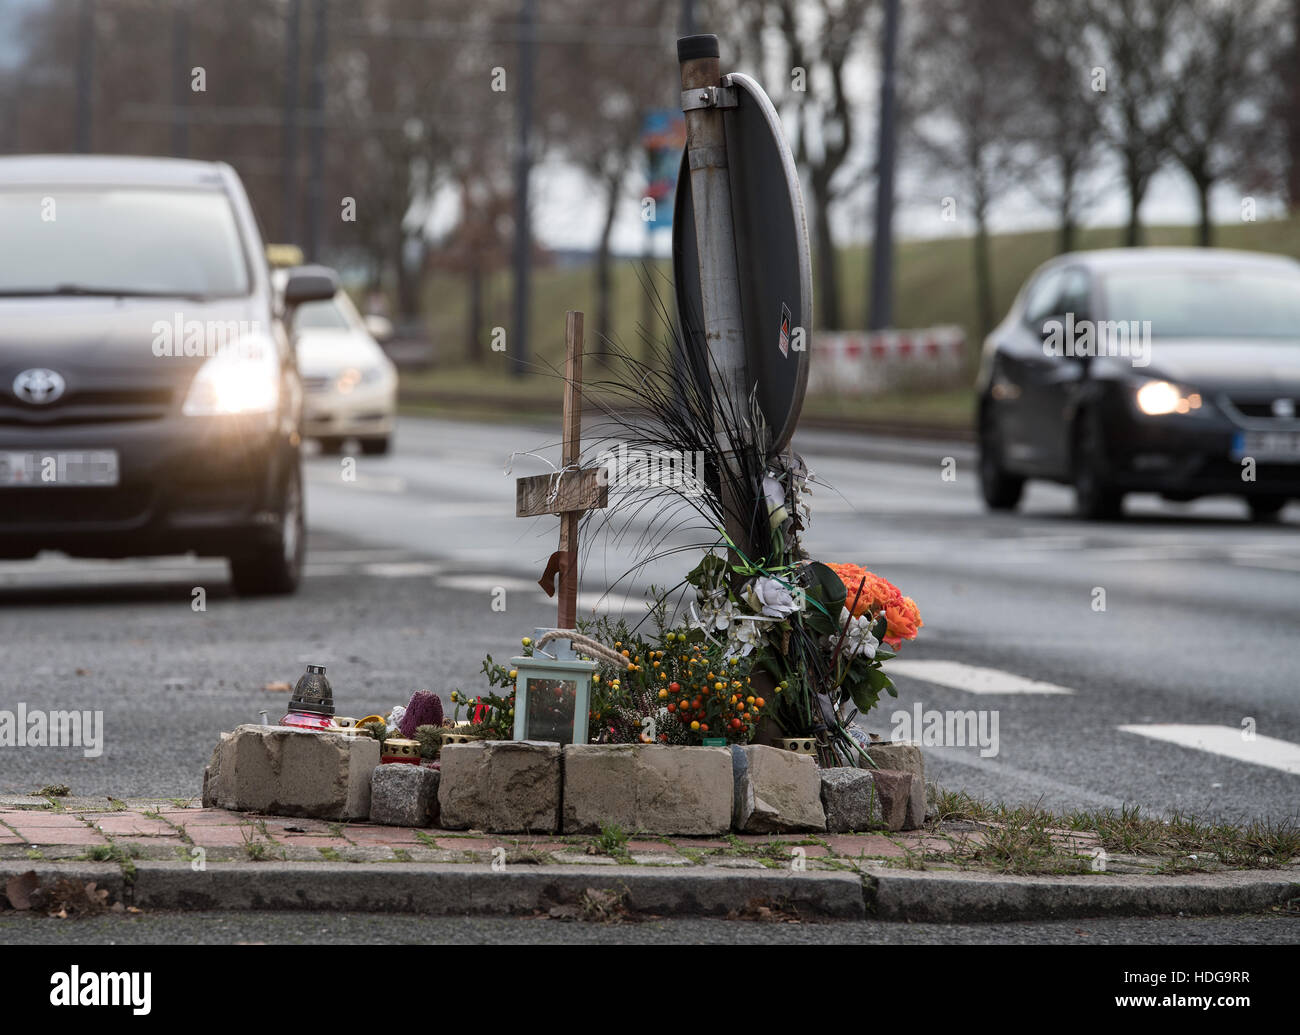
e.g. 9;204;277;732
887;660;1075;695
1118;724;1300;776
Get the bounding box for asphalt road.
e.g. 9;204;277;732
1;416;1297;824
2;909;1297;945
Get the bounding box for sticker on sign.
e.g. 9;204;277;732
0;450;120;487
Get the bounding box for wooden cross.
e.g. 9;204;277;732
515;311;608;629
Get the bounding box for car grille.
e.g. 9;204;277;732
0;387;174;425
1228;395;1299;420
301;376;333;393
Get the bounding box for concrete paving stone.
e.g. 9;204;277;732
184;827;265;848
9;826;107;846
709;858;770;869
337;846;397;862
35;845;108;860
624;840;677;853
430;837;503;852
0;811;90;827
550;852;616;865
343;827;429;845
88;816;177;837
272;835;353;848
0;846;39;859
0;796;51;808
0;834;25;844
630;854;691;866
824;834;908;858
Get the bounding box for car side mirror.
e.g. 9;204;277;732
282;265;338;308
364;314;395;343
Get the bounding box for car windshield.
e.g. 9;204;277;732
1101;268;1300;338
293;298;351;331
0;187;250;298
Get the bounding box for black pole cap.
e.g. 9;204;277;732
677;34;719;62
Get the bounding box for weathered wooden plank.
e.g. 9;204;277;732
515;468;608;518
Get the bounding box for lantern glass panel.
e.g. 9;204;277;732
524;676;578;743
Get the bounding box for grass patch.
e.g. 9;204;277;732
922;787;1300;874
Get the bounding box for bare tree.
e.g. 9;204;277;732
1023;0;1107;254
905;0;1032;335
1086;0;1179;246
540;0;676;351
1165;0;1281;244
725;0;873;331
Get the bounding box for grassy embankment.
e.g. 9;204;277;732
398;214;1300;430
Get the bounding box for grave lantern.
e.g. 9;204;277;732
510;641;596;746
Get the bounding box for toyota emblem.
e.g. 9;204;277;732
12;368;67;405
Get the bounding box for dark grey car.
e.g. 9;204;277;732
0;155;335;593
976;247;1300;520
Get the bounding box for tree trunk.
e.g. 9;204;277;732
1124;183;1142;247
973;213;995;336
466;262;484;364
1196;177;1213;246
1058;155;1076;254
595;173;620;355
813;191;841;329
395;233;420;320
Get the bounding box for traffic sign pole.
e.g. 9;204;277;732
677;34;751;559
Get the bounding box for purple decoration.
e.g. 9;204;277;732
399;689;444;738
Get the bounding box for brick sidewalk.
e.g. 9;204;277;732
1;796;945;871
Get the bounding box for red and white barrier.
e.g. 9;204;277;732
809;326;966;395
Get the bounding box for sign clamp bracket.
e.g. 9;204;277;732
680;85;738;112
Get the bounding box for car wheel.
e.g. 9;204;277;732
1073;412;1124;520
978;409;1024;511
316;436;345;455
360;436;391;456
1247;495;1287;523
228;462;305;596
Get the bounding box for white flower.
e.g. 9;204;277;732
744;576;801;619
838;607;878;660
694;596;735;634
727;617;765;657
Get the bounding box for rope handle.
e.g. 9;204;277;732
535;629;631;670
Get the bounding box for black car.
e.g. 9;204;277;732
0;155;336;593
976;247;1300;520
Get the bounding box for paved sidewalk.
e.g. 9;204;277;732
2;798;1297;922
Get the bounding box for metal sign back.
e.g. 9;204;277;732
672;72;812;455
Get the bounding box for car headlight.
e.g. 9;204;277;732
335;366;384;394
1135;379;1203;416
182;337;281;416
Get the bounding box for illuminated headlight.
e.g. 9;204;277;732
182;337;280;416
1135;380;1202;416
336;366;383;394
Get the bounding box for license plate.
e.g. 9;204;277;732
0;450;120;487
1233;431;1300;463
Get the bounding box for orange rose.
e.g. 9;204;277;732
826;563;897;617
883;596;922;647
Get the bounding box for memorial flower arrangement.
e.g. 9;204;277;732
563;330;924;766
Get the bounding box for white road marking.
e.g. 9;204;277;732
887;660;1076;695
1228;549;1300;573
437;574;540;593
362;562;442;578
1117;724;1300;775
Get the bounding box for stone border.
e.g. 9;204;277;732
4;861;1294;922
